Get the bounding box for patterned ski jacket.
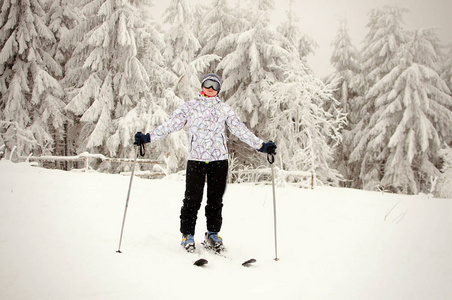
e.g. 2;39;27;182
149;94;263;162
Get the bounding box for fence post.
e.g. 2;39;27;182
311;170;315;189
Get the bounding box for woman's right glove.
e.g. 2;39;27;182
258;141;277;155
134;132;150;145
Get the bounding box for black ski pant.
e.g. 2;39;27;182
180;160;228;235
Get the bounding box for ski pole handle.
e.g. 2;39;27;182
267;153;275;164
139;143;145;157
266;143;276;164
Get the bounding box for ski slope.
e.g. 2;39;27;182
1;160;451;299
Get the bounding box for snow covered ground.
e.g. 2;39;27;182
1;160;451;300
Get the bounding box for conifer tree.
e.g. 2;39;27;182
217;0;291;166
441;46;452;98
435;147;452;198
45;0;81;162
352;28;452;193
263;4;346;184
198;0;247;73
63;0;164;170
0;0;65;156
162;0;219;100
325;18;361;186
265;73;346;184
277;0;316;64
348;5;411;190
326;18;360;113
46;0;80;68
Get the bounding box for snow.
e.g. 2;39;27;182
1;160;451;299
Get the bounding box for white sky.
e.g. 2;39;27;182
149;0;452;77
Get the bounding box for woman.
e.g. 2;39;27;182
134;73;276;253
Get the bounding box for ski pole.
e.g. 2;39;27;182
267;150;279;261
116;144;145;253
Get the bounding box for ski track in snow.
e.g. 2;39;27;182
1;160;451;299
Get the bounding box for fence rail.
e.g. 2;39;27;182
16;152;315;188
230;168;315;189
18;152;166;176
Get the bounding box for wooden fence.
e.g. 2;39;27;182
230;168;315;189
16;152;316;188
18;152;166;178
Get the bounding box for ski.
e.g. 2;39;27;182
199;242;256;267
242;258;257;266
194;257;256;267
193;258;208;267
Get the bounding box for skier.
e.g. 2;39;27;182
134;73;276;253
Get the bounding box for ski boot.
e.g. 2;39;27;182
203;231;225;253
181;234;196;253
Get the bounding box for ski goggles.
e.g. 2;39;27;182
202;79;221;91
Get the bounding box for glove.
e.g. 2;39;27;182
258;141;277;155
134;132;150;145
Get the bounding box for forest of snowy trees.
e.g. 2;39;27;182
1;0;451;196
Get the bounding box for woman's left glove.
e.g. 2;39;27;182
134;132;151;145
258;141;277;154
